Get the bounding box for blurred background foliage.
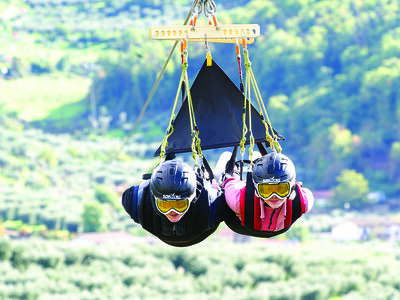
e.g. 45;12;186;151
1;0;400;298
0;238;399;299
1;0;399;196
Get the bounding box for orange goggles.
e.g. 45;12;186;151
155;198;190;214
254;182;291;200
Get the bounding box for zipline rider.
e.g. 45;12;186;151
122;160;228;247
222;152;314;238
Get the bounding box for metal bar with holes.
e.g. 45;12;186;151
150;24;260;44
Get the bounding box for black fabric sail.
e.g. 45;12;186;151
154;59;283;156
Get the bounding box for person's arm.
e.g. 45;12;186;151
121;181;150;223
121;186;135;219
223;178;246;218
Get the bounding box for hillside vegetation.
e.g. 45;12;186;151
0;117;158;235
1;238;400;300
1;0;399;198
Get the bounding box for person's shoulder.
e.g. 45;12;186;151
222;177;244;189
297;184;314;212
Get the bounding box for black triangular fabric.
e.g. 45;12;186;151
155;59;283;155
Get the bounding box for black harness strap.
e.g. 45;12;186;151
202;156;215;181
290;184;303;223
226;145;239;175
256;142;268;156
244;171;255;229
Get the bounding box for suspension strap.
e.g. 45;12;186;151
242;41;282;154
236;39;244;93
159;39;203;166
239;39;255;164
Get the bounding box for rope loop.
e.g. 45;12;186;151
243;48;251;69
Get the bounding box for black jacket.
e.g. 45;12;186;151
122;176;228;247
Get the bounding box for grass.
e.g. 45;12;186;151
0;74;91;121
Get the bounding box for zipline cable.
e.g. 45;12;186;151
119;2;199;152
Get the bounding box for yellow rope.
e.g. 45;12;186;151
184;69;201;164
242;47;282;154
160;44;203;166
249;70;282;153
240;60;249;156
159;71;186;164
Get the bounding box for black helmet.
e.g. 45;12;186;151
150;160;197;201
252;152;296;197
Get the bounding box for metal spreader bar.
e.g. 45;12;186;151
150;24;260;44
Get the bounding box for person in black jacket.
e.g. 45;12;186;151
121;160;228;247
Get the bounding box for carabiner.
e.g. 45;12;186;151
191;0;203;16
204;35;212;66
204;0;217;17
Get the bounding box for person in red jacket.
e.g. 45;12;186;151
220;151;314;238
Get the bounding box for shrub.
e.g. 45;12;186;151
10;245;29;271
243;262;286;285
0;239;12;261
35;250;63;269
94;185;118;207
38;146;59;167
333;169;369;209
81;201;106;232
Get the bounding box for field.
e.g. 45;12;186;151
0;75;90;122
1;237;400;300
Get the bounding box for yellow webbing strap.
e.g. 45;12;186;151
242;46;282;154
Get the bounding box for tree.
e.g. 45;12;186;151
333;169;369;209
94;184;119;207
81;201;106;232
0;239;11;261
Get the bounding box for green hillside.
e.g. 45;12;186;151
0;117;159;235
1;238;400;300
1;0;399;198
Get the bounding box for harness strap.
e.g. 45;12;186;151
243;171;255;228
256;142;268;156
284;197;292;228
202;156;214;181
226;145;238;176
208;196;217;230
253;196;261;230
291;184;304;223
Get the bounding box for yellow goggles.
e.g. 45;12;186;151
155;198;190;214
254;182;291;200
